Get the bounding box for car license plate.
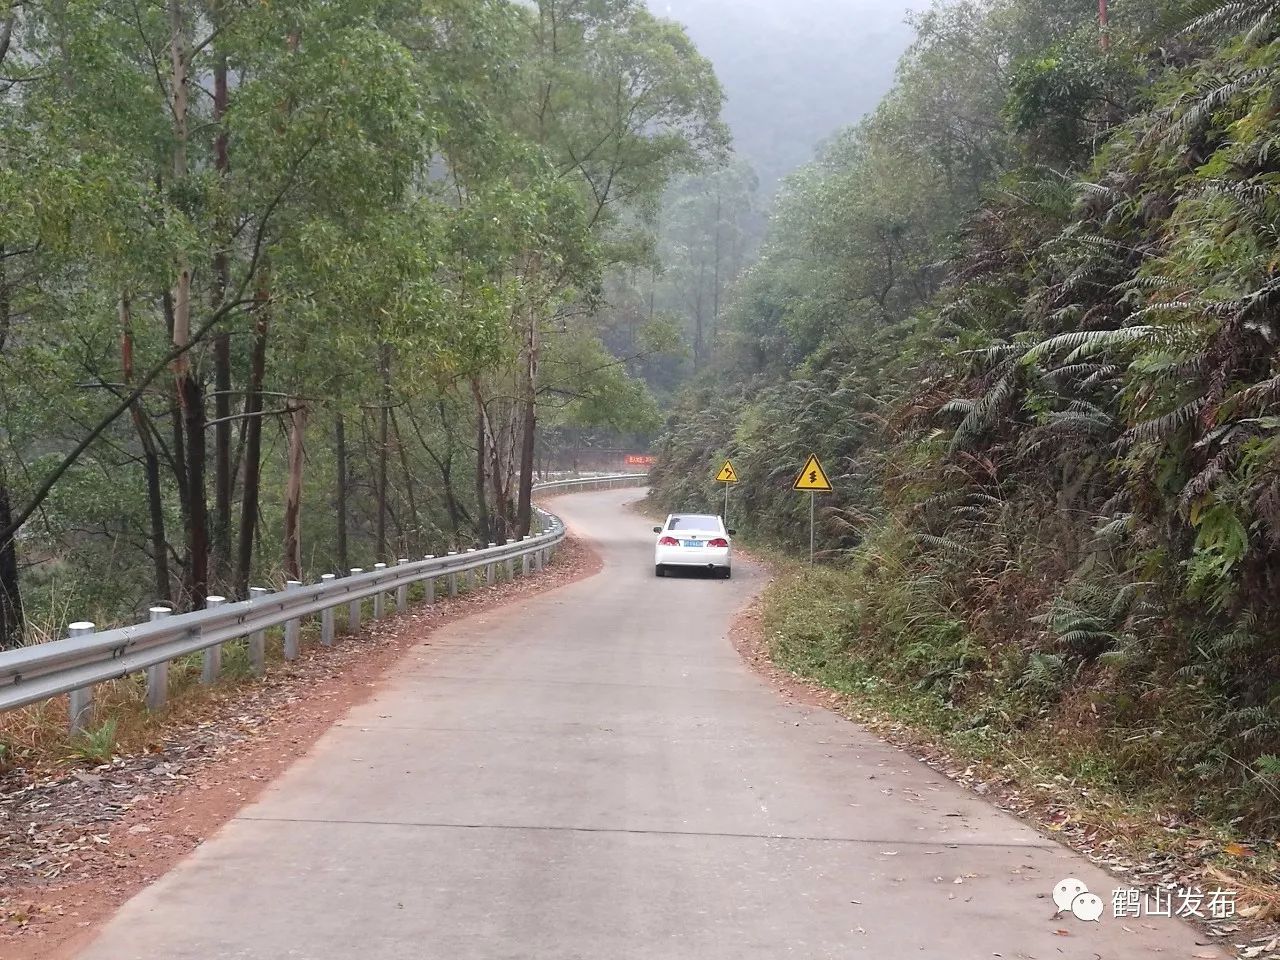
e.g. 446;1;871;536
682;540;703;547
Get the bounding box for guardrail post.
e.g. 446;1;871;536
68;621;95;733
486;544;496;585
201;597;226;684
248;587;269;674
447;552;458;596
505;555;514;581
373;563;387;618
348;569;363;633
145;607;171;709
424;556;436;604
283;581;302;659
521;537;530;576
396;560;409;612
320;574;336;646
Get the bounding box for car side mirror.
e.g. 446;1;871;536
727;529;737;536
652;526;662;534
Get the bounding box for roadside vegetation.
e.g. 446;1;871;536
651;0;1280;862
0;0;723;648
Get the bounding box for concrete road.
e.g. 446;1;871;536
78;488;1223;959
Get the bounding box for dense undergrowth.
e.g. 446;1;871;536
759;550;1280;841
652;0;1280;835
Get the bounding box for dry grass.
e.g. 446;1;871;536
2;564;525;776
1;636;279;775
0;587;411;776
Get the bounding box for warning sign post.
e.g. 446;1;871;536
715;460;738;526
792;454;833;562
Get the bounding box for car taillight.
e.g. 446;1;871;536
708;538;729;548
658;536;679;546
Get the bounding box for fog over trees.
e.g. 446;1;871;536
603;0;918;411
659;0;918;189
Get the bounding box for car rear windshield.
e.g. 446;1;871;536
668;515;721;531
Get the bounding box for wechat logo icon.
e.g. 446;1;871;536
1053;878;1104;922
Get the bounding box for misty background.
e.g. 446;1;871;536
659;0;920;190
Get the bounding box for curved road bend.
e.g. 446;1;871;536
77;488;1223;959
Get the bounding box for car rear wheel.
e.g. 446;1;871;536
720;567;732;580
654;564;665;577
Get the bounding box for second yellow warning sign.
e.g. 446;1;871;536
793;454;832;492
715;459;738;483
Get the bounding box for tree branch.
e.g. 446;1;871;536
0;297;257;546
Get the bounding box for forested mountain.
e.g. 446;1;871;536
608;0;916;408
659;0;917;191
0;0;723;645
651;0;1280;830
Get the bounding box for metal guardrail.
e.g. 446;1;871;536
0;474;647;729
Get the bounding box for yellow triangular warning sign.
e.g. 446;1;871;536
793;454;833;492
715;459;738;483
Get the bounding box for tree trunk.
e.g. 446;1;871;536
0;481;21;650
0;259;20;649
390;410;418;554
180;375;208;608
233;303;268;597
489;428;509;543
440;456;464;538
283;402;308;580
375;343;391;559
122;295;172;603
475;402;491;544
515;309;539;538
162;290;190;552
141;441;170;602
210;10;232;585
335;413;349;572
169;0;207;607
211;338;231;583
471;380;509;543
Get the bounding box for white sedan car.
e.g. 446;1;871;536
653;513;734;579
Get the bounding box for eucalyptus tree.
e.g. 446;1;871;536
0;0;511;629
500;0;729;537
0;0;734;645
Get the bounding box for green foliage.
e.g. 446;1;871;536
67;718;118;765
0;0;722;639
652;0;1280;830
